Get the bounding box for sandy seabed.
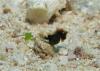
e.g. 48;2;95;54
0;0;100;71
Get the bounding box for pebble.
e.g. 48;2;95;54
58;48;68;55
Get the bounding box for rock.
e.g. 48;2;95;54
33;38;55;59
3;7;11;14
26;0;66;23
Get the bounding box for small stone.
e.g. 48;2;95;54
59;48;68;55
3;7;11;14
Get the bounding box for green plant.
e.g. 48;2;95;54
24;32;33;41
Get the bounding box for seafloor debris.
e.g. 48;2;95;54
0;0;100;70
44;28;67;46
32;28;67;59
59;0;72;14
26;0;66;23
48;14;57;24
90;61;100;68
33;38;55;59
3;7;11;14
74;47;94;59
